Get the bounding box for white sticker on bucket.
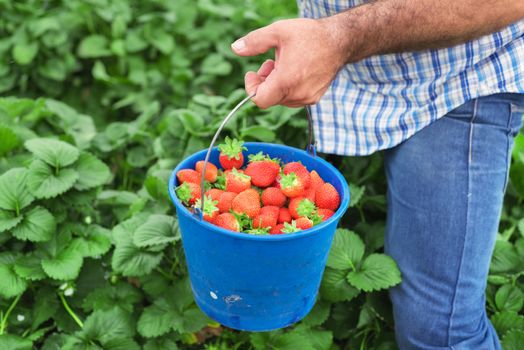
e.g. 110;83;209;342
210;291;218;300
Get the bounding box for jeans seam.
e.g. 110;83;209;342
502;104;516;193
447;98;478;350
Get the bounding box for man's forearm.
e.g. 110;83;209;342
326;0;524;63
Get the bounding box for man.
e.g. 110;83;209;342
231;1;524;349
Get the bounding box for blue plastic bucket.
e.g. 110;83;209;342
168;142;350;331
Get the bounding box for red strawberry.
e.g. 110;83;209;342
194;195;219;223
315;183;341;211
244;152;280;188
218;137;246;170
261;187;286;207
278;207;292;223
260;206;280;220
279;172;305;198
253;213;277;229
175;182;201;206
288;197;316;219
177;169;200;185
283;162;311;189
317;208;335;221
215;213;240;232
295;217;313;230
304;187;316;202
205;188;224;202
232;189;260;218
270;224;285;235
217;191;237;213
195;161;218;183
310;170;324;190
225;169;251;193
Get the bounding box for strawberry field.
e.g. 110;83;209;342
1;1;524;349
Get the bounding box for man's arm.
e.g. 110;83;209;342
231;0;524;109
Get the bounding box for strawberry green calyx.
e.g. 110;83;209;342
218;137;246;160
245;227;270;235
231;211;252;230
297;199;316;218
310;211;324;226
194;195;218;216
280;172;299;189
175;183;192;205
282;221;301;233
231;168;251;181
248;151;280;164
214;172;226;190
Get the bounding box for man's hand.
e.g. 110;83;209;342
232;0;524;109
231;19;348;109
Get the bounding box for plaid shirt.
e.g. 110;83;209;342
298;0;524;155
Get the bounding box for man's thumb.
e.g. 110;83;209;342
232;25;278;56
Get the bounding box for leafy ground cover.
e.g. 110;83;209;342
1;1;523;349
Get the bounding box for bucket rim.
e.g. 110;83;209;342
168;142;350;241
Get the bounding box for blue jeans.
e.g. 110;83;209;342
384;93;524;350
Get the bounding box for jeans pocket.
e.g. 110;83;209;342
444;99;476;120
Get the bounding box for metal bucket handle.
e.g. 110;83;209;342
195;92;316;219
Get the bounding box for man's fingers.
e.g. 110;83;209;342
231;25;279;56
257;59;275;77
245;71;264;96
251;72;286;109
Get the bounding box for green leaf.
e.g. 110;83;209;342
495;285;524;313
349;184;365;207
292;325;333;350
274;332;316;350
0;209;23;232
25;138;80;167
82;282;141;313
112;239;163;276
0;252;27;298
0;124;20;155
14;252;47;281
240;126;276;142
27;160;79;199
179;307;210;333
75;225;112;258
41;243;83;280
502;330;524;350
77;35;111;58
201;54;232;76
490;240;520;273
79;308;135;345
74;152;111;190
13;41;38;65
0;334;32;350
133;214;178;247
148;30;174;54
11;206;55;242
32;286;59;330
302;300;331;327
326;229;365;270
102;338;140;350
144;338;179;350
0;168;34;212
347;254;402;292
320;267;360;302
137;303;176;338
491;311;524;337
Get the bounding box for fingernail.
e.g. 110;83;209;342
232;39;246;51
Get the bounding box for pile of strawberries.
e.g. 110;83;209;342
175;137;341;235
